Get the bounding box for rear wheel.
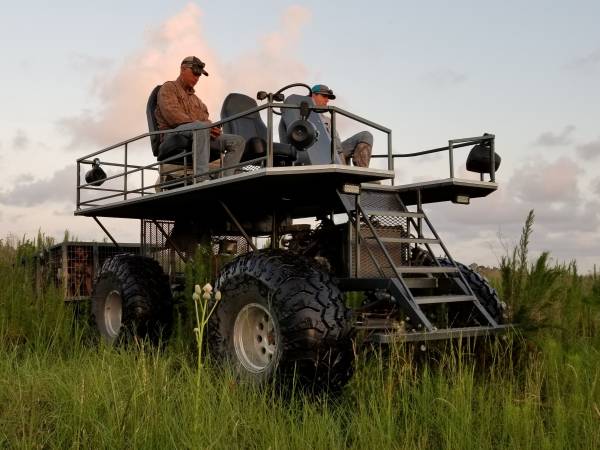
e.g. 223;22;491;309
91;254;173;344
439;258;505;323
209;251;354;391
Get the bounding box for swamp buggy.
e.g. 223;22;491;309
74;83;508;389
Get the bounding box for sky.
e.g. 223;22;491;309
0;0;599;271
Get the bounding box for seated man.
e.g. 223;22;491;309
311;84;373;167
155;56;245;179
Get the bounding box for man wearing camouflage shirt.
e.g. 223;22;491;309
155;56;245;178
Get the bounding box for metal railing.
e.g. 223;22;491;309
75;101;394;211
371;134;497;182
76;100;491;212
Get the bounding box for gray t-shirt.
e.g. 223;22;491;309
320;113;342;151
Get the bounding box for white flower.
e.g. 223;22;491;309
193;327;200;334
214;291;222;301
202;283;213;293
192;292;200;302
202;292;211;301
194;284;202;295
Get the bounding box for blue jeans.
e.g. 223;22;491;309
172;122;245;177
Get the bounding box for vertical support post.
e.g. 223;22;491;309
267;105;274;167
141;168;145;196
490;137;496;182
184;154;188;186
92;244;99;280
76;161;81;210
448;140;455;178
192;130;199;183
61;243;68;301
271;210;278;250
140;219;144;256
330;110;336;163
354;195;360;277
388;131;394;186
124;143;128;200
417;189;423;238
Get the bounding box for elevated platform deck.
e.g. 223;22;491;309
76;165;497;229
76;165;394;223
363;177;498;206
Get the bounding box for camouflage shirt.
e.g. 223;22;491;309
155;77;209;130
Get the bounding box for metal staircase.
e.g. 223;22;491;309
338;185;504;343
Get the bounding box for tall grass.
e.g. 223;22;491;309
0;221;599;449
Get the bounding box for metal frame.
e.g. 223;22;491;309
76;102;395;212
73;89;505;342
371;134;496;183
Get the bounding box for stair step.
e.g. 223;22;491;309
363;209;425;219
374;237;439;244
394;266;459;274
404;277;438;289
414;295;476;305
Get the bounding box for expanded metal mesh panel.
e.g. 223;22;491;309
360;189;404;211
142;220;185;279
350;215;410;278
211;235;250;257
142;220;252;280
47;242;140;301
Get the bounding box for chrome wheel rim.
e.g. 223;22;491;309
233;303;278;373
104;290;122;339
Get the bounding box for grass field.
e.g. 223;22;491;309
1;218;599;449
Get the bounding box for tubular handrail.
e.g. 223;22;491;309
76;97;494;212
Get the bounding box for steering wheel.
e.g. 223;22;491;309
273;82;312;98
257;83;313;115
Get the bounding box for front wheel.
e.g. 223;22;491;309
208;251;354;391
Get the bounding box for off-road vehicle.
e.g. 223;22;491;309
73;82;507;389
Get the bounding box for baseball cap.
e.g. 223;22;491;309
181;56;209;76
311;84;336;99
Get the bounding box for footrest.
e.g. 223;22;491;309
394;266;459;274
413;295;475;305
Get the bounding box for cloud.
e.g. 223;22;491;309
534;125;575;147
424;153;600;268
593;178;600;196
510;156;582;204
0;165;74;206
68;53;115;73
576;137;600;161
421;69;467;88
12;129;30;150
58;4;311;151
566;48;600;72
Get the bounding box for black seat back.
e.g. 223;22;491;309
147;85;162;156
220;93;296;164
220;93;267;140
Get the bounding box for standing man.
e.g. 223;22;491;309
155;56;245;178
311;84;373;168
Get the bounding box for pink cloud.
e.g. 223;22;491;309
59;3;311;150
510;156;582;204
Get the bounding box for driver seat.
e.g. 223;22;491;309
220;93;296;165
147;85;221;190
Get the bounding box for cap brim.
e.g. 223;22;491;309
327;94;336;99
191;67;209;76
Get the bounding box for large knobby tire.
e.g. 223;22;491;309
439;258;505;323
91;254;173;344
208;251;354;391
